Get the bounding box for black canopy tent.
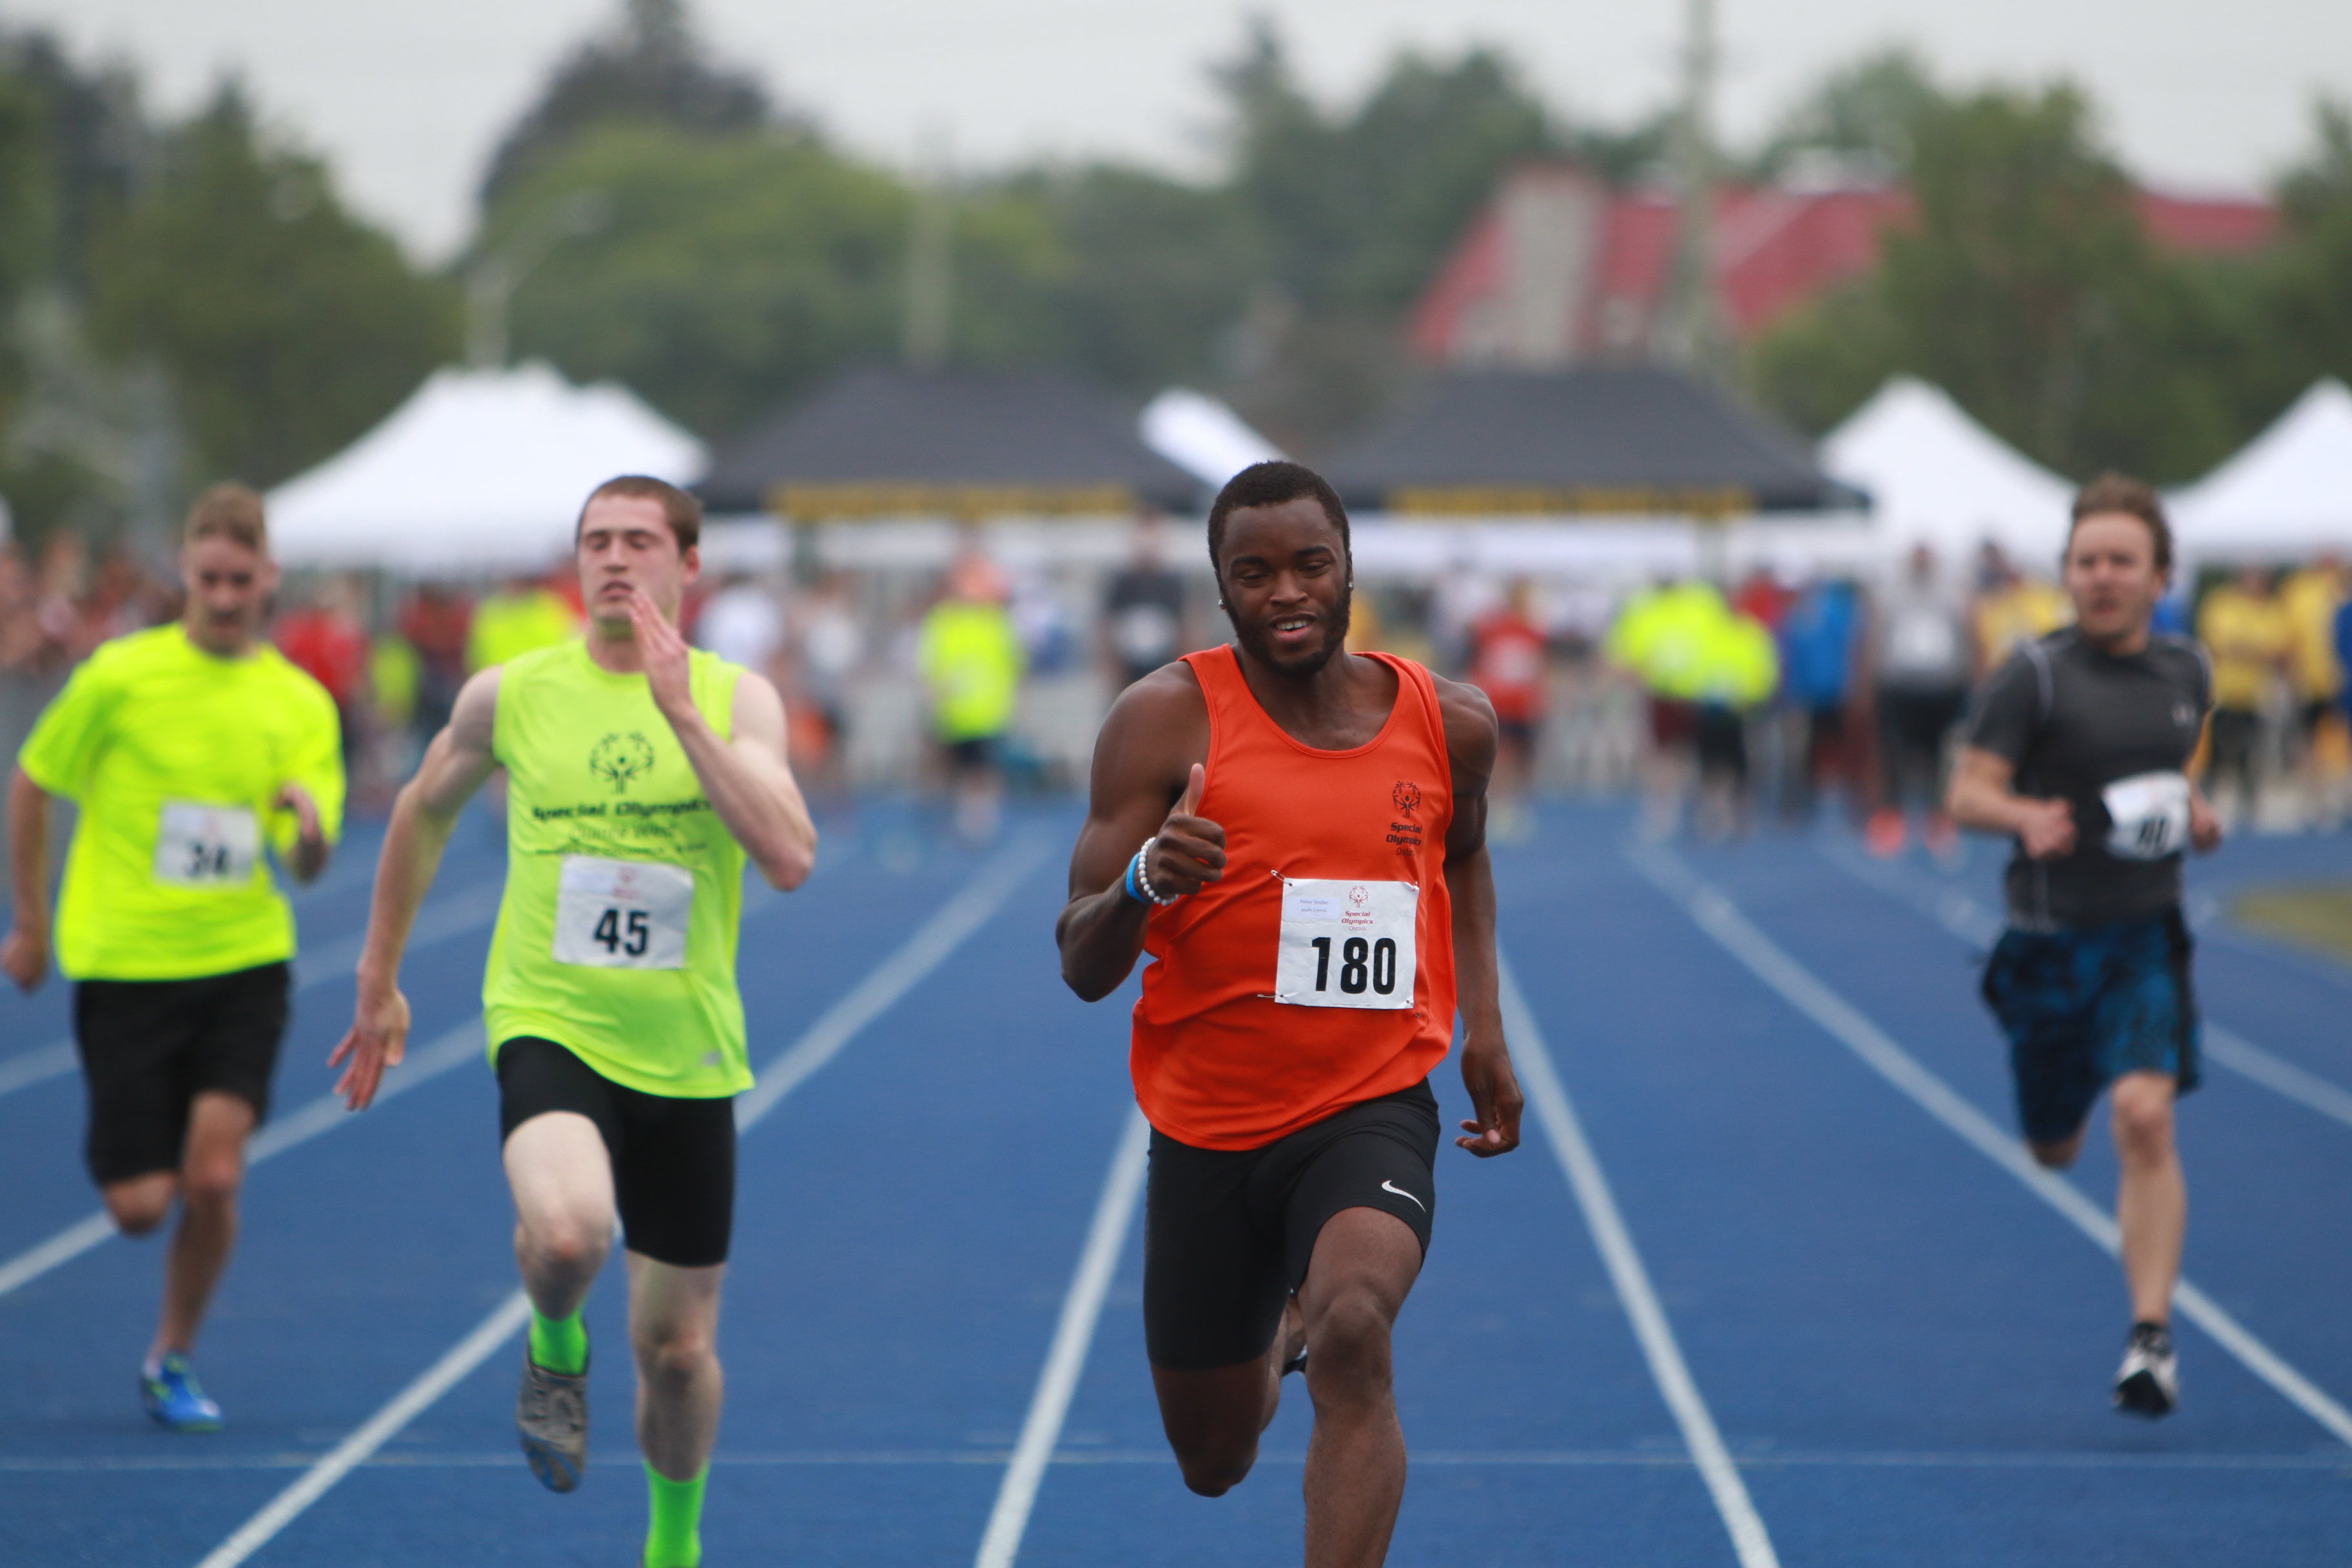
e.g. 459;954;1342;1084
1326;366;1863;518
699;365;1201;520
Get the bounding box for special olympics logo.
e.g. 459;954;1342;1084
589;730;658;794
1349;885;1370;910
1392;780;1422;816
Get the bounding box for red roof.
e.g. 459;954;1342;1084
1412;168;2277;366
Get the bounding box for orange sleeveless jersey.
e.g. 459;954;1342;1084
1130;645;1456;1149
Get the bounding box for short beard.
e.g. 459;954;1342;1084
1225;578;1352;678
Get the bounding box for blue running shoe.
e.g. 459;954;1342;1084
142;1355;223;1432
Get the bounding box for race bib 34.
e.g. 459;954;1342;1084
153;801;260;890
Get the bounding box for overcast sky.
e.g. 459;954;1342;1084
15;0;2351;261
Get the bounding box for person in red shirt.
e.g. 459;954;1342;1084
276;577;371;760
1057;461;1524;1567
1467;579;1548;838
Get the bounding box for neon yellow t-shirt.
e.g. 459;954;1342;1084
17;625;345;980
467;589;580;675
2278;568;2345;701
2198;587;2293;713
482;639;751;1099
917;600;1023;742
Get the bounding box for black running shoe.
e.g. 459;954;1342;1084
2113;1323;2178;1418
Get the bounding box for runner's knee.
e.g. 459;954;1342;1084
632;1318;715;1390
179;1150;244;1210
1170;1434;1257;1497
2110;1082;2175;1162
1302;1286;1396;1394
525;1212;611;1277
103;1175;174;1236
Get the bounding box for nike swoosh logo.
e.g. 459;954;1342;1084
1380;1179;1426;1213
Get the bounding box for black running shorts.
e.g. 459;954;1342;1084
75;962;290;1187
495;1036;736;1269
1142;1079;1438;1372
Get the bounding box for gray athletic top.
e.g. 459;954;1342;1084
1963;628;2212;930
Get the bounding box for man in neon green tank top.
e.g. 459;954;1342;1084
5;484;342;1433
331;476;816;1568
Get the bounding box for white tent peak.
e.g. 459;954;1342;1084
269;361;705;573
1139;388;1284;491
1822;376;2075;568
2171;378;2352;559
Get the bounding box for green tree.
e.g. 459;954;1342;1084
1752;48;1942;179
496;125;910;438
90;84;458;489
2247;100;2352;415
480;0;772;208
1749;83;2241;482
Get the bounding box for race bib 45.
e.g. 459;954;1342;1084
1273;876;1418;1010
553;856;693;969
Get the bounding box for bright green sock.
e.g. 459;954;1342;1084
645;1464;706;1568
528;1308;587;1376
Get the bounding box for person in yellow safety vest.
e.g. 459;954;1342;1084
467;574;582;674
917;553;1024;843
1607;578;1731;838
2278;555;2346;817
1692;607;1779;838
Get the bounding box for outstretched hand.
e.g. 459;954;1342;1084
329;983;411;1111
1144;763;1226;897
1456;1035;1524;1157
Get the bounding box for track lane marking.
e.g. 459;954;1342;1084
972;1106;1150;1568
191;831;1050;1568
0;874;505;1107
1817;839;2352;1135
1502;948;1782;1568
1633;841;2352;1451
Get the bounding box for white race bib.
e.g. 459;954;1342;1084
1273;877;1418;1010
553;856;693;969
2102;770;2193;861
153;801;260;890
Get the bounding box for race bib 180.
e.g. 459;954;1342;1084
553;856;692;969
1273;877;1418;1010
2102;770;2193;861
153;801;260;890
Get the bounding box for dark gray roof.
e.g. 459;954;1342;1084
1325;366;1861;515
699;364;1200;516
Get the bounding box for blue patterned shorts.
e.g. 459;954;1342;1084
1981;910;2200;1146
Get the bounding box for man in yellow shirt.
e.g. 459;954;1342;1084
329;476;816;1568
2196;568;2293;817
3;484;342;1431
467;569;582;674
917;551;1023;843
2278;556;2345;805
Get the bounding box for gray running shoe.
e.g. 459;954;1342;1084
2113;1323;2178;1418
517;1350;589;1491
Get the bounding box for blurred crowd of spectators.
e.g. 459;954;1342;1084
4;520;2348;846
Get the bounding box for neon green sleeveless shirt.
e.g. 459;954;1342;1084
484;639;750;1098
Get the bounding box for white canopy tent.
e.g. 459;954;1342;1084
1822;377;2075;571
268;362;705;574
2170;379;2352;564
1139;388;1285;491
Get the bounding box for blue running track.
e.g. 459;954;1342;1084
3;801;2348;1565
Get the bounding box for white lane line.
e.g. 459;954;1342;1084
194;833;1050;1568
0;1020;487;1302
1500;948;1781;1568
0;877;506;1108
973;1106;1151;1568
1817;841;2352;1135
1632;843;2352;1451
195;1292;534;1568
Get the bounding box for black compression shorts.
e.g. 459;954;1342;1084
1142;1079;1438;1371
495;1036;736;1268
75;962;289;1186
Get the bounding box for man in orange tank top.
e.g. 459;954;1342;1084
1057;461;1524;1567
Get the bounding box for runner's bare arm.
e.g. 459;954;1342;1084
1946;747;2075;858
1057;665;1219;1002
273;783;331;885
331;667;502;1110
630;589;816;890
1436;674;1522;1157
1;767;53;991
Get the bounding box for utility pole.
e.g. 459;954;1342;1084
1654;0;1731;380
465;190;612;369
902;138;954;370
